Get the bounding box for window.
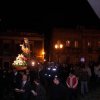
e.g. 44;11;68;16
74;41;78;48
3;43;10;55
3;43;10;50
98;41;100;47
0;42;3;56
87;41;93;53
34;40;42;49
66;40;70;47
30;44;33;51
15;43;21;54
4;62;9;70
0;58;2;68
34;40;43;55
96;41;100;52
87;41;91;47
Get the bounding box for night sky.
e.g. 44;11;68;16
0;0;100;33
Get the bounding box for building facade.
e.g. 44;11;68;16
0;31;44;69
50;28;100;64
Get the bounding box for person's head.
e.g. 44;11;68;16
26;69;29;74
53;77;60;85
13;68;17;72
69;70;75;75
22;74;28;81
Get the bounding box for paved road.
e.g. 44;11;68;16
80;87;100;100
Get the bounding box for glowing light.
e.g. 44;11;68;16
66;40;70;47
60;44;63;48
52;68;57;71
48;74;51;77
42;51;45;55
54;40;63;49
45;73;47;76
31;61;35;66
80;57;85;62
47;67;51;70
44;59;46;62
55;44;58;49
55;75;58;78
38;62;40;65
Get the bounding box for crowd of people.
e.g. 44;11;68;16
0;61;100;100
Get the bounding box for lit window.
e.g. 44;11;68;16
74;41;78;48
88;41;91;47
66;40;70;47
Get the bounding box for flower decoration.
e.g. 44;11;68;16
12;54;27;67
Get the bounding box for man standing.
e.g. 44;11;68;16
14;74;31;100
50;77;67;100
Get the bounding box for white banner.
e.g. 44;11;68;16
88;0;100;19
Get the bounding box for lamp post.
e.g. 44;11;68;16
54;40;63;63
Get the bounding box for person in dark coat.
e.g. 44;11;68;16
14;74;31;100
30;79;46;100
50;77;67;100
11;68;22;89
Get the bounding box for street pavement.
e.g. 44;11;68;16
80;87;100;100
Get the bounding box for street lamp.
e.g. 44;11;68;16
54;40;63;63
42;51;45;62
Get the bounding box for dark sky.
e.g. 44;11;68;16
0;0;100;33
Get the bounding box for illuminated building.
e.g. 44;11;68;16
50;28;100;64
